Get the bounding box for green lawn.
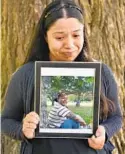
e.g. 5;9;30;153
68;106;93;124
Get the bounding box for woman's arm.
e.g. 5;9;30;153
1;69;25;140
101;64;122;139
88;64;122;150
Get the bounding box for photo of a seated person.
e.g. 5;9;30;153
48;92;86;129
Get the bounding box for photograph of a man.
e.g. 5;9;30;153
48;92;86;129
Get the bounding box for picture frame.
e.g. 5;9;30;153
34;61;101;139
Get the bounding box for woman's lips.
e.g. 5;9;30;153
63;51;74;57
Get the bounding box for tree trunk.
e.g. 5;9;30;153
1;0;39;153
79;0;125;153
1;0;125;154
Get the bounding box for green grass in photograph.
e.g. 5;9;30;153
68;106;93;125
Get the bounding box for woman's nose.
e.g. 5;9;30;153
64;36;74;49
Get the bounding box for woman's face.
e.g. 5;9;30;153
46;18;84;61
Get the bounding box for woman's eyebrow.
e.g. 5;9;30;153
73;29;82;32
53;29;82;34
53;31;65;34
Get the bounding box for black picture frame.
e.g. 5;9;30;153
34;61;101;139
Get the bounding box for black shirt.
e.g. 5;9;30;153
31;138;98;154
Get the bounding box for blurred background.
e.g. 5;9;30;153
1;0;125;153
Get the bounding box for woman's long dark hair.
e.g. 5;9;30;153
24;0;115;120
24;0;91;63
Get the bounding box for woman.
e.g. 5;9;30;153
1;0;122;154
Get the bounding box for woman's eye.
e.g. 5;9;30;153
56;37;64;40
73;34;80;38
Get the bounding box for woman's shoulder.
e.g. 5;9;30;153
93;59;116;84
92;59;113;77
17;62;34;72
101;63;114;78
11;62;35;80
101;62;117;86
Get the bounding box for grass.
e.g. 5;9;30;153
68;106;93;125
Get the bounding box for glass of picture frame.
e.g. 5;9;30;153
34;61;101;139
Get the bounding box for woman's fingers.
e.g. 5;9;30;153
24;121;37;129
88;125;106;150
22;112;40;139
23;116;39;125
23;111;40;123
88;135;105;150
22;128;35;139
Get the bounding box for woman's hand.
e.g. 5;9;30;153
88;125;106;150
22;111;40;139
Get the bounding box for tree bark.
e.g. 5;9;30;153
79;0;125;153
1;0;125;154
1;0;38;153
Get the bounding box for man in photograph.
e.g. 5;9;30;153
48;92;86;128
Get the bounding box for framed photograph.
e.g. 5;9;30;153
34;61;101;139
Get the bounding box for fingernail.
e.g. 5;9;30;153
96;133;100;137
